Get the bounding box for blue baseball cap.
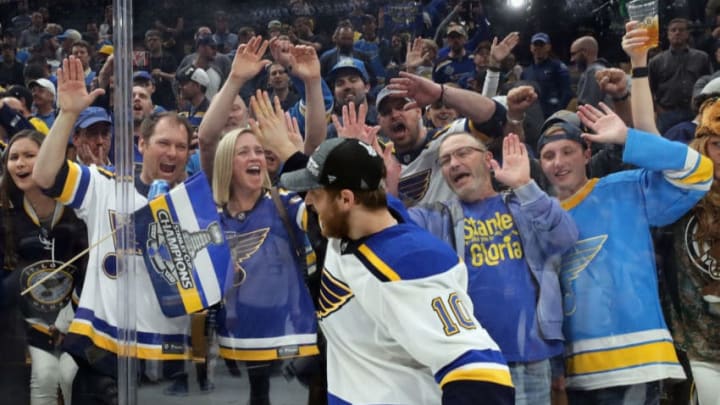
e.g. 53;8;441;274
531;32;550;44
328;58;369;84
133;70;153;82
74;107;112;132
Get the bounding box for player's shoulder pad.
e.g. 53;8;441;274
352;223;460;282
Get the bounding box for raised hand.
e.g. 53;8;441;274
489;32;519;67
230;35;271;82
405;37;425;71
595;68;629;98
577;102;628;145
249;90;298;158
506;85;537;116
285;112;304;152
490;134;530;189
622;21;650;65
269;37;295;69
57;56;105;115
290;45;321;81
381;141;402;196
387;71;441;108
331;101;372;140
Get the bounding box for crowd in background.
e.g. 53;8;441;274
0;0;719;404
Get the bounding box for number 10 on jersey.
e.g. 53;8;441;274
431;293;477;336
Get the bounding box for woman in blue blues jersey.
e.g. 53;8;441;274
198;35;328;405
207;124;318;405
0;129;88;405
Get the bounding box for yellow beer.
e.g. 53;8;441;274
641;15;659;49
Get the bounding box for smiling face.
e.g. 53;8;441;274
7;137;40;192
539;138;590;200
138;116;190;185
231;131;267;195
333;71;369;108
426;101;458;129
438;133;492;202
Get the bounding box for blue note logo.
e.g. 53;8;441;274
560;235;607;316
225;228;270;287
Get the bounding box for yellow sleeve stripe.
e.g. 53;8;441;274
677;154;713;185
58;161;82;204
567;340;679;376
357;244;401;282
440;367;514;389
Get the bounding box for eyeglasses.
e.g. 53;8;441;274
437;146;486;168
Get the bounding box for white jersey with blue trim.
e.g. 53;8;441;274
314;221;512;404
396;118;473;206
46;161;191;361
559;129;713;390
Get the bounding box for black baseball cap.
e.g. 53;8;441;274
280;138;385;192
536;122;586;152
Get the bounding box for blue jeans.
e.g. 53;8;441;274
567;381;661;405
509;359;552;405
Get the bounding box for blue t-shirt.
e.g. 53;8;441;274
462;195;561;362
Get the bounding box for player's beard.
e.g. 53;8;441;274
319;206;351;239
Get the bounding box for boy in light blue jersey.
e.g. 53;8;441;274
538;104;713;404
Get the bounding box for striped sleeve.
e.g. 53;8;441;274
662;148;714;191
44;160;93;209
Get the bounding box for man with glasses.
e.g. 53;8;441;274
379;73;506;206
405;132;577;405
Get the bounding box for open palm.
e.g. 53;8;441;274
291;45;321;81
231;36;270;82
57;56;104;115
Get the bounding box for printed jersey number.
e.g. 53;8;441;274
431;293;476;336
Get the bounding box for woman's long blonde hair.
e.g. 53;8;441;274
212;127;271;206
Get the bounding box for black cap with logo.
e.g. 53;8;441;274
280;138;386;192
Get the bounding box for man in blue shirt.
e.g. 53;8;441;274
433;24;476;86
408;132;577;404
521;33;572;119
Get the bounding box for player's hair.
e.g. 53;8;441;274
688;135;720;257
212;127;271;206
325;187;387;210
0;129;46;270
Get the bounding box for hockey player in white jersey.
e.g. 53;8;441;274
280;137;514;404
